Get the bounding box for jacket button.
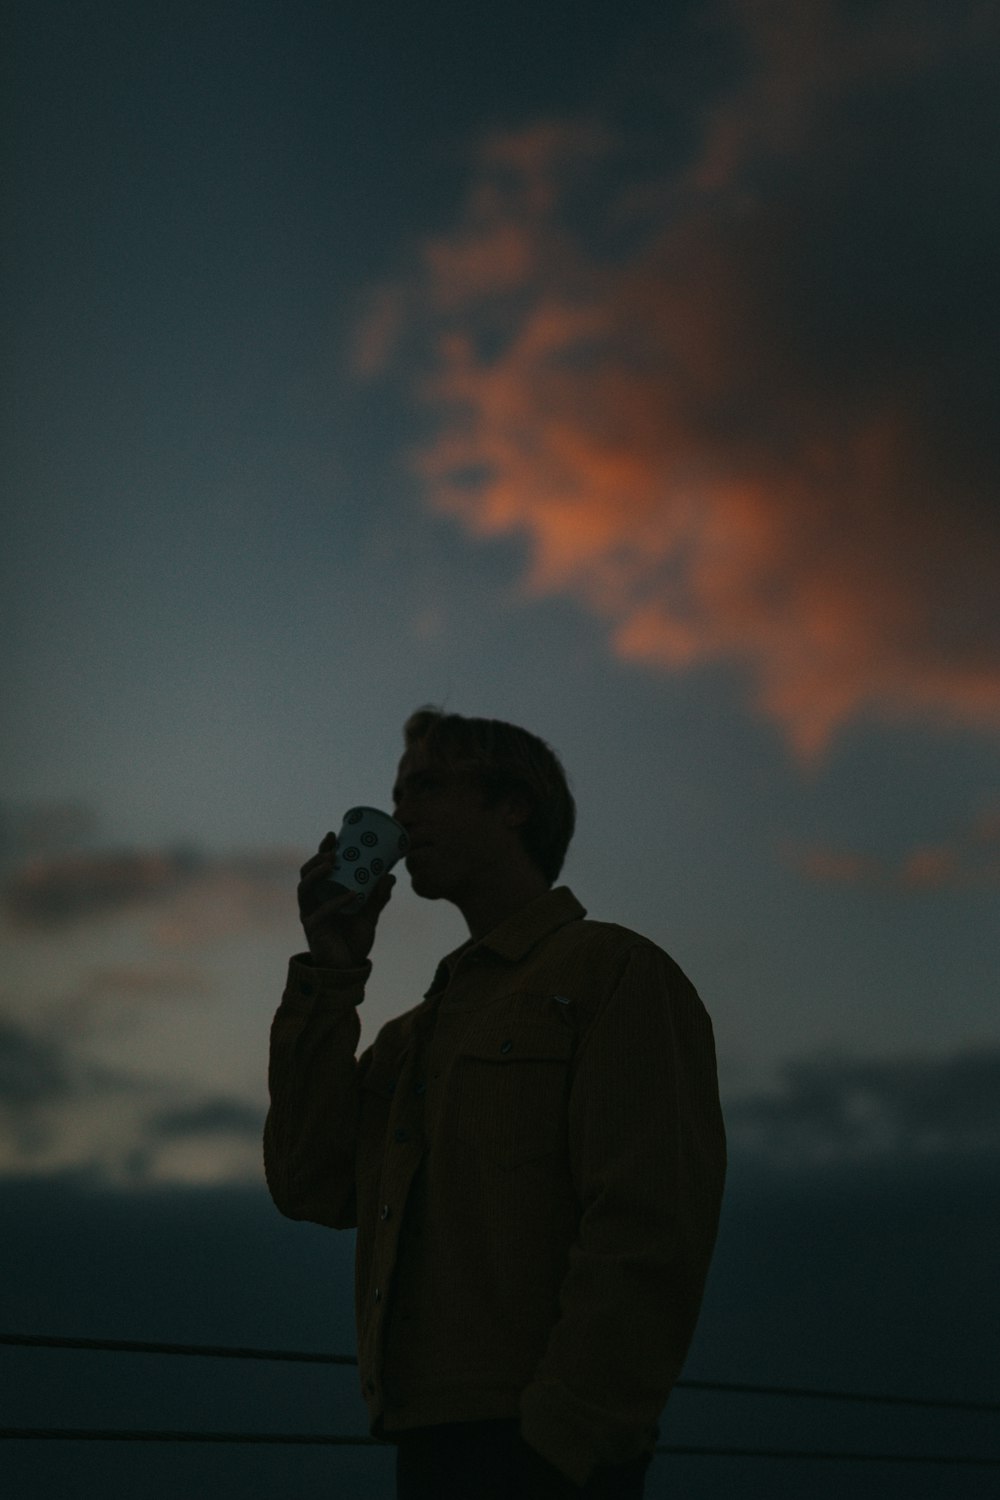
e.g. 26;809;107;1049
381;1204;391;1220
500;1040;513;1055
394;1127;411;1143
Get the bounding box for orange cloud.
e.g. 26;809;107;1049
786;847;885;886
351;283;407;379
786;805;1000;890
378;1;1000;757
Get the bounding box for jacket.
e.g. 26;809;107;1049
263;885;726;1486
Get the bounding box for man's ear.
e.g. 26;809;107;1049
502;792;532;830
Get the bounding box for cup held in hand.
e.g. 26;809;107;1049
327;807;410;911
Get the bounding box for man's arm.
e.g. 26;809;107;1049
263;958;372;1227
520;943;727;1486
262;834;395;1227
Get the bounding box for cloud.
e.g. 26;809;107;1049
729;1043;1000;1163
150;851;306;947
350;282;408;379
0;837;302;1183
786;801;1000;889
4;847;208;927
42;964;214;1046
129;1097;266;1185
145;1098;263;1142
0;1014;139;1160
0;799;99;866
3;845;303;941
0;1013;265;1186
377;0;1000;756
0;1018;76;1111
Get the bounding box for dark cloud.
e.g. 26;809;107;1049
146;1098;263;1142
4;848;207;927
0;1013;263;1181
0;799;99;866
0;1016;131;1157
0;1018;76;1110
730;1044;1000;1162
3;844;302;934
373;0;1000;755
77;964;212;1004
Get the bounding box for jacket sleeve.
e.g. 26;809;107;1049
519;943;727;1486
263;954;373;1229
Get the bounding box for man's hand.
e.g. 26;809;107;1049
297;832;395;969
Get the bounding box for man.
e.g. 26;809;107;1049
264;710;726;1498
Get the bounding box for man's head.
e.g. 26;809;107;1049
397;708;575;887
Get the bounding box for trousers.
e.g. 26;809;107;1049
394;1419;651;1499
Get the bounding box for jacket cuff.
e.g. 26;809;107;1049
285;953;371;1007
519;1382;598;1488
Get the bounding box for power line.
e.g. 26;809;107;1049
661;1447;1000;1466
678;1376;1000;1415
4;1334;996;1469
0;1430;997;1466
2;1333;997;1415
0;1333;354;1366
1;1430;378;1445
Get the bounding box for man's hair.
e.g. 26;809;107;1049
403;708;576;885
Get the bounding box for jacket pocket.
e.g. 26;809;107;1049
454;1016;574;1169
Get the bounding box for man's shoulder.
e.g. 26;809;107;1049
525;911;691;1001
542;889;673;964
549;912;668;961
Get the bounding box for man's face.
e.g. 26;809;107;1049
392;746;523;903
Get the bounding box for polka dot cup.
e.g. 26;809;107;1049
328;806;410;912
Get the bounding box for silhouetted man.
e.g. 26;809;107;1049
265;709;726;1498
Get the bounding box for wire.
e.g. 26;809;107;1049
659;1447;1000;1466
0;1333;353;1366
4;1334;997;1468
1;1430;998;1465
0;1430;378;1445
677;1377;1000;1415
2;1334;997;1415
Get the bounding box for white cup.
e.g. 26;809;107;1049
327;806;410;911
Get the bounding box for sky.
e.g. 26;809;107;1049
2;0;999;1485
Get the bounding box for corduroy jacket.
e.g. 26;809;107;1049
264;886;726;1487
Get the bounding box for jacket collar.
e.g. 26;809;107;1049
423;886;586;997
